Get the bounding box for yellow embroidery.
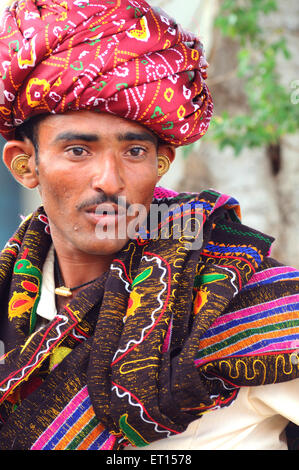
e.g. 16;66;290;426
17;38;37;69
8;291;35;320
164;87;174;103
119;357;159;375
26;77;51;107
50;347;72;371
124;290;143;321
191;49;199;61
21;331;39;353
127;17;150;42
193;287;209;315
0;106;12;116
177;105;186;120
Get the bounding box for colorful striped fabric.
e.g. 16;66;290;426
243;265;299;290
204;242;264;265
31;386;116;450
195;293;299;366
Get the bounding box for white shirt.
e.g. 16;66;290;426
37;247;299;450
36;245;57;322
126;380;299;450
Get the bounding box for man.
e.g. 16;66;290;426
0;0;298;451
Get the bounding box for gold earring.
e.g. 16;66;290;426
157;155;170;177
11;154;30;175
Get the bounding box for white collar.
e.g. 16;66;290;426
36;245;57;321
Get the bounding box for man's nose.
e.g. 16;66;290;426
91;153;125;195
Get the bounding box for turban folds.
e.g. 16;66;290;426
0;0;213;146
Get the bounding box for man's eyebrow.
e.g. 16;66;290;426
118;131;158;147
52;130;158;146
53;132;100;143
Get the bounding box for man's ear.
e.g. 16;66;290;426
2;139;39;189
156;144;176;181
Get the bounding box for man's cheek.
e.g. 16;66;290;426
40;180;71;204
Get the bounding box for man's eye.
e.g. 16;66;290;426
128;147;146;158
66;147;88;157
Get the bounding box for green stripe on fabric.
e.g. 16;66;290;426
204;190;221;197
132;267;153;287
194;273;227;287
66;416;99;450
119;413;149;447
217;223;273;245
196;319;299;360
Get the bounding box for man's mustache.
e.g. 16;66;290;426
76;194;130;212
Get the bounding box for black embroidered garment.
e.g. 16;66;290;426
0;189;298;450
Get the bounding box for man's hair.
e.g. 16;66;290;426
14;114;46;164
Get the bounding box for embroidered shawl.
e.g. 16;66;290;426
0;188;298;450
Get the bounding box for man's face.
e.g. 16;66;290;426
33;111;166;257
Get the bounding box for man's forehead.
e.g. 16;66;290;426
39;111;159;145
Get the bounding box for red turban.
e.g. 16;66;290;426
0;0;213;146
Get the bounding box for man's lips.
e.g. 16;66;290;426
84;203;126;225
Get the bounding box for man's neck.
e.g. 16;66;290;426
53;244;113;292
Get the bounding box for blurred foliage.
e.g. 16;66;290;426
207;0;299;155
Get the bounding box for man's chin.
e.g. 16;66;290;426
77;236;130;258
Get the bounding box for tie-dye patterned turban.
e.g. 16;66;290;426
0;0;213;146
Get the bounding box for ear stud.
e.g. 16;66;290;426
11;154;31;175
157;155;170;176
